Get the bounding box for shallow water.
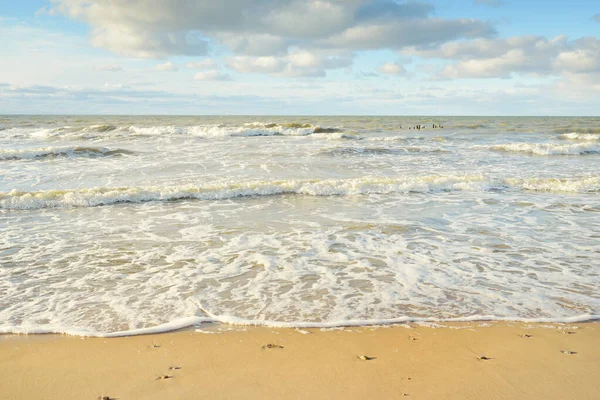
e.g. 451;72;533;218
1;115;599;336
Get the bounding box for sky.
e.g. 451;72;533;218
0;0;599;115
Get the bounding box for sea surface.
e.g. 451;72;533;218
1;115;599;336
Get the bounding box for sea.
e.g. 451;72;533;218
1;115;599;336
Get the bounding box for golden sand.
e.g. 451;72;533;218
1;322;598;399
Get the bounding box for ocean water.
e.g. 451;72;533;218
1;115;599;336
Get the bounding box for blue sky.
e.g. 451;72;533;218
1;0;599;115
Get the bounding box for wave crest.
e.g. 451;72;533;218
6;123;349;140
0;176;495;210
0;146;134;161
560;132;600;141
483;142;600;155
2;175;598;210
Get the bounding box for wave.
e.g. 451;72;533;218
0;146;134;161
560;132;600;141
481;142;600;155
1;313;597;338
504;177;600;193
319;146;447;157
5;123;349;140
2;175;598;210
366;136;409;142
88;124;118;132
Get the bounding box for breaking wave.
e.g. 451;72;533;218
2;175;598;210
482;142;600;155
560;132;600;141
0;146;134;161
5;123;348;140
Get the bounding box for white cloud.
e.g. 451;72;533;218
48;0;495;79
228;50;353;77
186;59;217;69
103;82;123;88
193;70;231;81
321;18;494;51
154;61;177;72
379;62;406;75
98;65;123;72
407;36;600;80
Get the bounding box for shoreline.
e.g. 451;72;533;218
3;314;599;338
2;321;598;399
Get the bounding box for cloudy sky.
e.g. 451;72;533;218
1;0;599;115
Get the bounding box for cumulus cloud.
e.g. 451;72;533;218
48;0;495;76
193;70;231;81
379;62;406;75
406;36;600;80
320;18;493;51
154;61;177;71
228;50;353;77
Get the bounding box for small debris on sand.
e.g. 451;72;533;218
519;334;533;338
564;331;577;335
98;396;114;400
262;343;284;349
157;375;172;380
408;335;419;341
169;366;182;370
561;350;577;355
478;356;493;360
358;355;376;361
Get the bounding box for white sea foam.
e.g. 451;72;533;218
484;142;600;155
560;132;600;141
505;177;600;193
1;314;597;337
2;116;599;337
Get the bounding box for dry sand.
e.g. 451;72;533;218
1;322;598;400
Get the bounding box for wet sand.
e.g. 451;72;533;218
1;322;598;400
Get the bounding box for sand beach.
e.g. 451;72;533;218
2;322;598;400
